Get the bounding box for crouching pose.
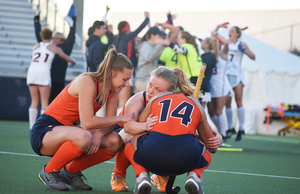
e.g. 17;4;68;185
123;67;221;194
30;47;135;191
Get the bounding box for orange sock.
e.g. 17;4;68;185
45;141;84;173
124;142;148;177
66;148;116;173
192;150;212;178
113;148;131;176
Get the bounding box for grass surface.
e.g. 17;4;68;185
1;120;300;193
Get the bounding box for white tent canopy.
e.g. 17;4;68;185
200;26;300;135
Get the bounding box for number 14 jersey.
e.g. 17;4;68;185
150;93;202;136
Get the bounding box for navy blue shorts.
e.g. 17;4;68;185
30;114;64;156
133;131;208;176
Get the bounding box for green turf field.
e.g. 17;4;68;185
1;120;300;194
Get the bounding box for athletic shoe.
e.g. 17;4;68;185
59;167;92;190
38;166;69;191
134;172;151;194
221;135;227;143
151;174;168;192
110;173;129;192
185;172;203;194
235;130;245;141
226;128;236;139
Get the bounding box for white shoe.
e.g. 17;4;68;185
185;172;203;194
133;172;151;194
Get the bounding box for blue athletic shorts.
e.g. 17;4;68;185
133;131;208;176
30;114;63;156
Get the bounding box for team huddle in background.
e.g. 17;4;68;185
27;5;255;194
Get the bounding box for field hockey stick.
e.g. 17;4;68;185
193;64;207;99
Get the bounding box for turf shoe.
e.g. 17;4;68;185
226;127;236;139
185;172;203;194
150;174;168;192
38;166;69;191
235;129;245;141
60;167;92;190
134;172;151;194
110;173;128;192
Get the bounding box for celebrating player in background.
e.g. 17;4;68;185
33;14;76;103
30;47;135;191
206;25;233;141
123;66;221;194
223;26;255;141
114;12;150;115
27;28;75;130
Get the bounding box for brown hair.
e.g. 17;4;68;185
81;46;133;103
233;26;248;39
40;28;52;40
151;66;194;96
205;37;220;60
180;31;200;56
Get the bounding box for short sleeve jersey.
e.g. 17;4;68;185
159;47;180;69
150;93;202;136
178;43;202;78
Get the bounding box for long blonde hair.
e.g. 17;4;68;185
81;46;133;103
151;66;194;96
205;37;220;60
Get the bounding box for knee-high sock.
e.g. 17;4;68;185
237;107;245;131
66;148;116;173
113;148;131;176
29;108;38;129
225;108;233;129
192;150;211;178
124;142;148;178
40;109;45;116
217;114;227;137
45;141;84;173
210;115;219;130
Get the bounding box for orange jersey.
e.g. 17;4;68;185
150;93;202;136
45;81;105;126
117;91;147;128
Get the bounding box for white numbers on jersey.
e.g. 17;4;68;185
159;99;194;127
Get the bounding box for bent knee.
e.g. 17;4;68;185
106;133;123;153
75;130;92;150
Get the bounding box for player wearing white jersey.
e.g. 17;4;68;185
27;42;55;86
223;26;255;141
27;28;75;130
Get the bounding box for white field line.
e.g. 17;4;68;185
243;136;300;144
1;151;299;180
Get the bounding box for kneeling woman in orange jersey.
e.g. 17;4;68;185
123;67;221;194
30;47;135;191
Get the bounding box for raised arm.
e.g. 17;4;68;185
63;16;76;55
125;12;150;41
33;14;42;42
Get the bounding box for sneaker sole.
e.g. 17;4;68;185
138;180;151;194
185;180;199;194
38;173;69;191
